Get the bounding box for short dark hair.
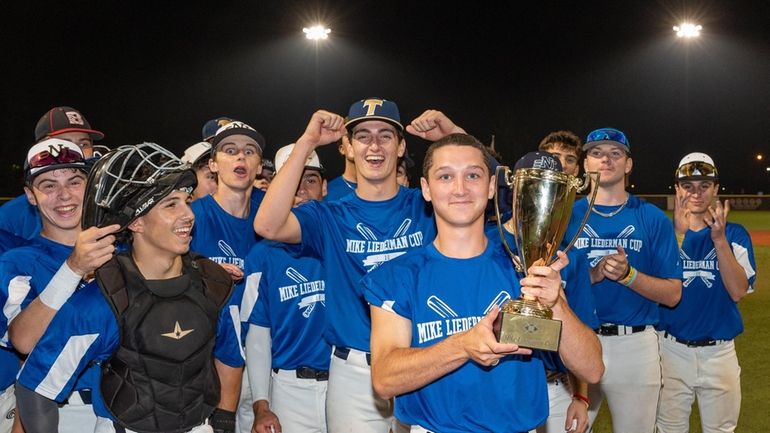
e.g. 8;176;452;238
422;133;492;180
538;130;583;158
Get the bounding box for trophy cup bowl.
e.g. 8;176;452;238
492;166;599;351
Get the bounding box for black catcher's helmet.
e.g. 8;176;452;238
81;142;197;232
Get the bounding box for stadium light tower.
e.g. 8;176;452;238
303;25;331;41
673;23;702;38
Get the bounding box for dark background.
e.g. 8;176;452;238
2;0;769;197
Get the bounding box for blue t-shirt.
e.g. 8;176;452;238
0;235;75;389
363;240;547;433
190;194;260;271
292;187;435;352
17;273;243;420
0;228;27;255
565;195;682;326
324;176;356;202
658;223;756;341
0;235;74;346
242;240;330;371
486;225;599;373
0;195;41;240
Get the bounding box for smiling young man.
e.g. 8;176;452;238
364;134;602;433
0;106;103;241
254;98;436;433
564;128;682;433
656;153;755;433
15;143;242;433
0;139;117;433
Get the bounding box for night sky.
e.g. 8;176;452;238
3;0;770;196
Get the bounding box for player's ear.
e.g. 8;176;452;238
127;216;144;234
24;186;37;206
624;157;633;175
420;177;432;202
487;174;496;200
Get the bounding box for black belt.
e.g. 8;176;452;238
596;324;647;336
664;332;728;348
273;367;329;381
333;347;371;365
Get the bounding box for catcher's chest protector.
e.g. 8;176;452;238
96;252;232;433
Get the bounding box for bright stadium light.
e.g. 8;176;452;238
673;23;702;38
303;25;331;40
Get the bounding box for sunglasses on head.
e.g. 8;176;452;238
28;145;85;170
676;161;718;179
586;128;629;146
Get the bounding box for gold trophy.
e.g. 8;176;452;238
492;164;598;351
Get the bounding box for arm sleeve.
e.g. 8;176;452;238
15;383;59;433
245;324;272;403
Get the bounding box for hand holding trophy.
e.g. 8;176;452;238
493;152;599;351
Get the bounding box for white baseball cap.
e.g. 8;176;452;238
181;141;212;165
676;152;718;181
273;143;324;173
24;138;87;182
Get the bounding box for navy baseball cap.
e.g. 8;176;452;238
202;117;235;142
514;151;563;172
345;98;403;131
583;127;630;153
35;106;104;142
210;121;267;154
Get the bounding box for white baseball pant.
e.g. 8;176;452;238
588;327;661;433
0;385;14;433
270;368;327;432
533;374;599;433
326;347;409;433
656;332;740;433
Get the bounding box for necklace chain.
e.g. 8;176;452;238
591;194;629;218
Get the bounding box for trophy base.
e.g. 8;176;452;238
494;299;562;351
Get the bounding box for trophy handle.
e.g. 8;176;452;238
561;171;600;255
494;166;523;272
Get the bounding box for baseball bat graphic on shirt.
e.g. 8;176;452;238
426;295;459;318
285;267;323;317
483;291;512;315
584;224;636;266
356;223;378;241
393;219;412;238
217;240;237;257
681;248;717;287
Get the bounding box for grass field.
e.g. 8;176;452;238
591;211;770;432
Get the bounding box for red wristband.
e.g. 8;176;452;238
573;393;590;406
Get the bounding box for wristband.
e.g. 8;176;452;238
619;266;638;287
573;393;590;407
38;262;82;310
209;408;236;433
676;233;685;248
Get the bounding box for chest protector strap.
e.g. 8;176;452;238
97;252;232;433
